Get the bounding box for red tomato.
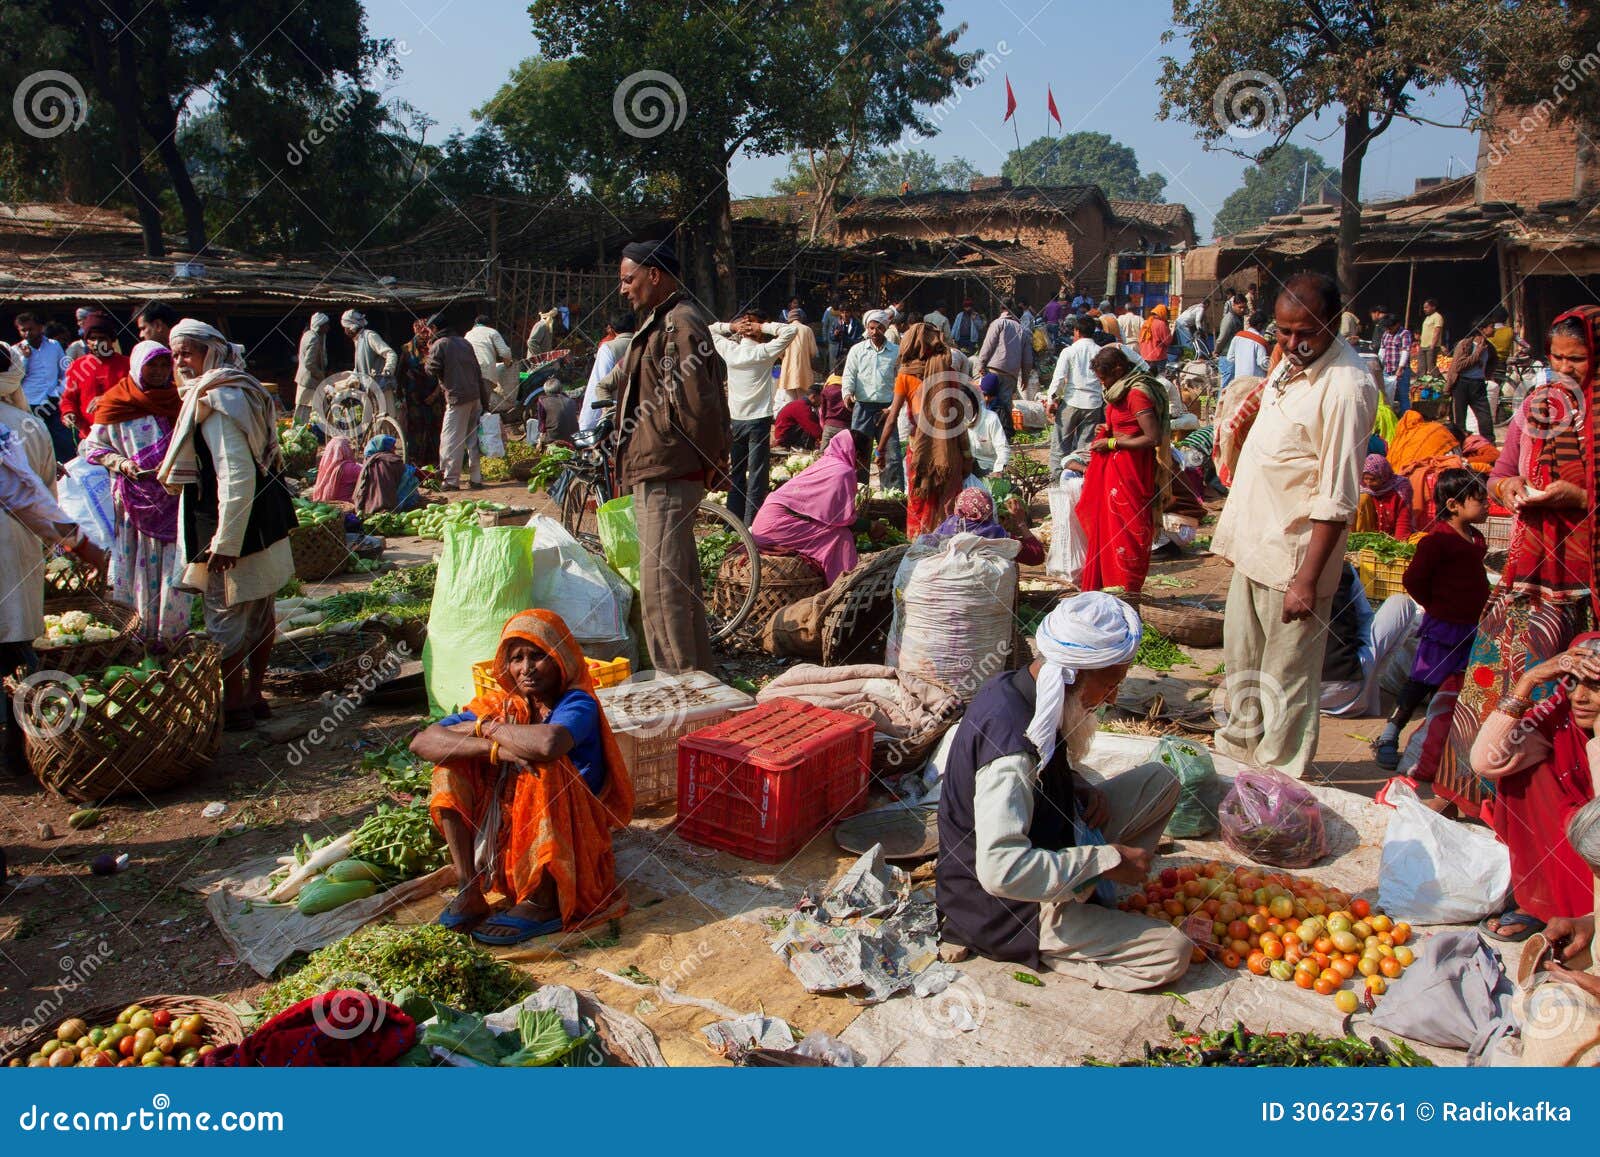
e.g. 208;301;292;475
1247;952;1270;976
1221;950;1243;969
1350;898;1372;919
1159;868;1179;888
1313;976;1338;996
1294;970;1315;990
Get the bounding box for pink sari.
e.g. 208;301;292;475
310;436;361;502
750;434;860;582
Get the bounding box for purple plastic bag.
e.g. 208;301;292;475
1218;767;1327;868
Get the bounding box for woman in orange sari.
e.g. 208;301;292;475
411;610;634;945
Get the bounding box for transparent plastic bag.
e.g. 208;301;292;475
1156;736;1217;838
1218;767;1327;867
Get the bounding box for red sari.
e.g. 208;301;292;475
1077;382;1160;594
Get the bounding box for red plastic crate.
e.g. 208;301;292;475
675;698;874;862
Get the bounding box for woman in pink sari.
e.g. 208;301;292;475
750;430;874;583
310;435;360;503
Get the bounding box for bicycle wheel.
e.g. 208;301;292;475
368;415;406;460
560;476;603;555
694;499;761;644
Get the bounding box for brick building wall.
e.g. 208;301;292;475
1477;102;1599;205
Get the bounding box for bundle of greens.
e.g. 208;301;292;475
1346;532;1416;561
1135;627;1192;672
369;562;437;600
260;923;533;1016
361;737;433;797
420;1006;595;1067
1084;1018;1432;1067
350;801;448;879
526;447;573;493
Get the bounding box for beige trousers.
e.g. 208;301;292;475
1215;568;1332;779
633;478;713;674
1039;759;1191;992
439;398;481;488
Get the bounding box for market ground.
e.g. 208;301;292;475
0;446;1423;1062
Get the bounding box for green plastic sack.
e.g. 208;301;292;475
423;523;537;714
1156;736;1218;838
597;495;640;590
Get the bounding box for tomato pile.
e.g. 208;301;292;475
12;1006;217;1068
1124;862;1415;1011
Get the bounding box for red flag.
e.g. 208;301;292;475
1047;86;1061;127
1004;77;1017;122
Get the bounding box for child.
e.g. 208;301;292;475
1374;468;1491;769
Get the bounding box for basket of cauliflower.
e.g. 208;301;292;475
32;597;141;676
42;552;107;601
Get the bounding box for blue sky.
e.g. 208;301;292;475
365;0;1482;238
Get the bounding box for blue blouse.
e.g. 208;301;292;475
439;688;605;793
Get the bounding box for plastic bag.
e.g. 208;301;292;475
888;532;1019;697
529;516;631;646
596;496;640;590
1376;779;1510;923
478;412;506;458
423;523;537;713
1046;475;1086;584
1156;736;1217;838
1218;767;1327;867
56;458;115;550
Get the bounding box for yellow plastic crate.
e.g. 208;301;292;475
470;655;631;699
1350;547;1409;601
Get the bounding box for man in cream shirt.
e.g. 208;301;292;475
709;308;799;523
1211;271;1377;778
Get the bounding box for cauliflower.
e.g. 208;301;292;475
81;626;117;643
45;556;72;577
58;610;93;634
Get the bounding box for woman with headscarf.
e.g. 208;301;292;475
881;323;974;536
398;317;439;467
1354;453;1414;538
352;434;412;515
1076;346;1170;595
292;312;331;425
750;430;877;584
1427;307;1600;849
309;435;360;504
818;372;850;447
411;610;634;945
1138;303;1171;366
80;341;193;643
157;319;296;730
925;486;1046;566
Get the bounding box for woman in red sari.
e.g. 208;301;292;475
411;610;634;945
1076;346;1170;595
1468;635;1600;941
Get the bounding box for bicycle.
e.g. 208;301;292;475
556;401;762;645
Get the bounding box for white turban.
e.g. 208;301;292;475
1569;794;1600;872
169;318;242;373
0;341;26;401
863;309;890;327
341;309;367;329
1027;591;1142;767
310;312;331;331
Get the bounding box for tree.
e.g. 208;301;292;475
770;147;982;199
523;1;976;313
1212;145;1339;237
1157;0;1537;300
1000;133;1166;200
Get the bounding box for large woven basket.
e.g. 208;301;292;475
289;516;353;582
820;546;908;667
712;551;825;635
1017;576;1074;613
42;553;107;602
858;496;908;530
264;629;392;697
1;993;246;1064
1139;596;1224;649
21;637;222;803
32;596;142;676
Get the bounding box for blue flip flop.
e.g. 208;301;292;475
435;905;482;932
471;912;563;946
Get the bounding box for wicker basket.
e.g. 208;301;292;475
1484;514;1514;555
42;553;107;602
289;517;353;582
21;637;222;803
1139;597;1224;648
477;506;532;528
32;596;142;676
858;496;908;530
0;993;246;1064
1017;576;1074;613
871;698;961;781
509;459;537;482
820;546;908;667
711;551;825;634
264;629;392;697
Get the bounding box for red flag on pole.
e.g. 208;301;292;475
1004;77;1017;122
1047;86;1061;127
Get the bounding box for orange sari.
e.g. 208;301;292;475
428;610;635;931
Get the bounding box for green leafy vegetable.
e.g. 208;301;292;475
499;1008;587;1067
1135;628;1192;672
350;802;448;879
1346;532;1416;561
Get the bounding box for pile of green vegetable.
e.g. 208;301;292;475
350;802;447;879
362;737;433;797
260;923;533;1017
697;529;739;587
1135;627;1192;672
369;563;437;601
1084;1018;1432;1067
1003;454;1053;503
415;1006;595;1067
293;497;344;528
856;525;910;552
526;446;574;494
480;438;540;483
1346;532;1416;560
361;500;510;541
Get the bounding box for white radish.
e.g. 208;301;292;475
267;831;356;902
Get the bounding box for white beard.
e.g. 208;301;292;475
1058;691;1098;767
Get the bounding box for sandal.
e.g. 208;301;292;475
1373;737;1400;770
1481;907;1545;943
471;912;562;946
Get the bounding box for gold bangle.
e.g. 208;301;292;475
1107;435;1117;451
473;719;483;737
489;740;501;764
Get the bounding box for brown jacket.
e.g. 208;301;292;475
612;291;729;490
1444;334;1491;389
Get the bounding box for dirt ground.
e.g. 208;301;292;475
0;448;1409;1057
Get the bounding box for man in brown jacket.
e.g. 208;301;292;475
612;238;729;673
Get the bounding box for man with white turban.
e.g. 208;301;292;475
293;312;331;425
341;309;398;395
936;591;1190;991
841;308;902;489
158;319;296;731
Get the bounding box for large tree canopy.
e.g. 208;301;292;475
1212;145;1339;237
1000;132;1166;201
771;147;982;199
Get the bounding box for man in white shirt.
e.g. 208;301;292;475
1173;301;1209;358
968;400;1011;476
580;312;635;432
1226;310;1272;382
1211;272;1378;778
1045;316;1104;474
842;311;903;489
709;308;799;523
464;314;514;406
1117;303;1143;346
922;301;951;339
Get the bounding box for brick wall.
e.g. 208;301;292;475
1477;102;1598;205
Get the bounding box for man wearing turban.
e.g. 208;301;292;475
936;591;1190;991
293;312;331;425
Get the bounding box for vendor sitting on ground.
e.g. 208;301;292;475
772;381;823;450
412;610;634;946
750;430;886;584
351;434;415;514
922;485;1045;566
1354;454;1413;538
936;592;1190;991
